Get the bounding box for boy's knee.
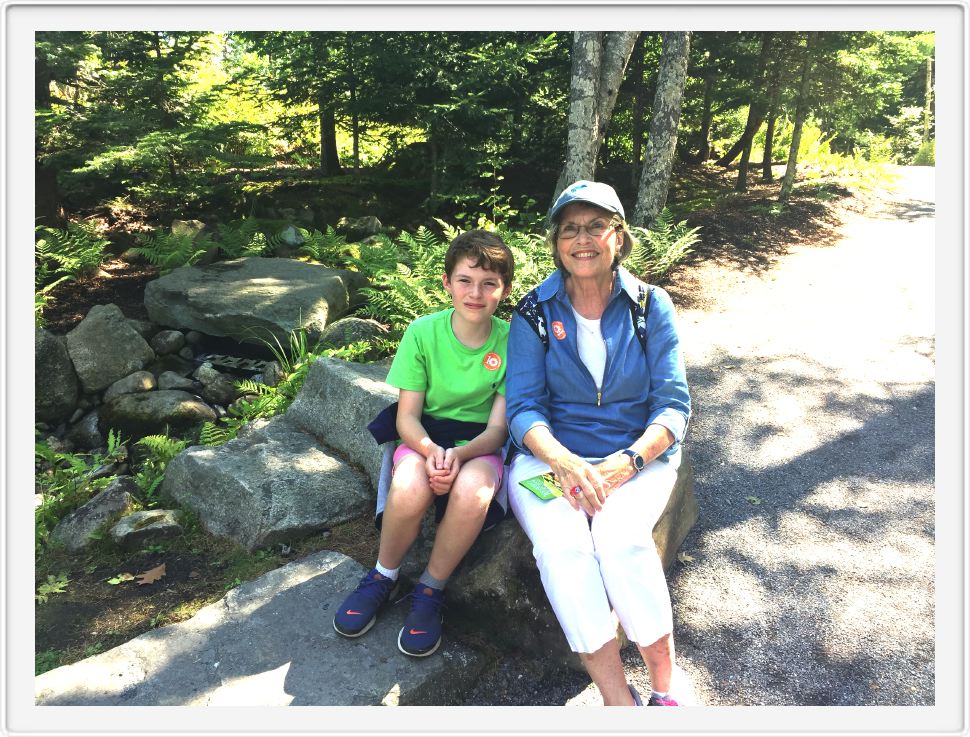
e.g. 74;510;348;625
446;479;494;517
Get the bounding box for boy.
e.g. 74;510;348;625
333;229;514;657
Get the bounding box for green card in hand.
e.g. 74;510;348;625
519;473;563;501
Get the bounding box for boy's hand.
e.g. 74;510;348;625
428;447;460;495
425;444;446;478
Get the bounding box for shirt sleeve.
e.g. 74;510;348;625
644;287;691;443
385;321;427;392
505;310;552;451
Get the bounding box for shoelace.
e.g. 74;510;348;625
403;589;445;618
353;573;395;606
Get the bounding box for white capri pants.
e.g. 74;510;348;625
508;450;681;654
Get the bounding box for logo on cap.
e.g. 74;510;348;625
483;352;502;370
551;321;567;340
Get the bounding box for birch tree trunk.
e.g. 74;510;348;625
554;31;639;198
778;32;818;204
631;31;691;227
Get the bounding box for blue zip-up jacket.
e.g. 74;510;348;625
506;266;690;462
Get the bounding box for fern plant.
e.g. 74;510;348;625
132;230;213;274
214;219;264;259
298;226;351;266
627;209;700;283
132;434;189;506
35;222;110;286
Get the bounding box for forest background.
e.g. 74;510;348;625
35;30;934;249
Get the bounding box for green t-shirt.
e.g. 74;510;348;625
386;308;509;424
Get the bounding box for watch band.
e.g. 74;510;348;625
621;448;645;472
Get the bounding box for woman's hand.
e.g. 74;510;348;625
549;452;608;515
428;446;460;495
597;451;637;493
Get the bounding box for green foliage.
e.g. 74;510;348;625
297;226;350;265
34;431;126;554
627;209;700;283
912;139;935;166
35;221;110;288
132;434;189;506
132;230;212;273
36;649;63;675
213;218;266;259
36;573;70;605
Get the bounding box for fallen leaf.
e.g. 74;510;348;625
136;563;167;585
746;496;762;506
107;572;135;585
676;551;694;564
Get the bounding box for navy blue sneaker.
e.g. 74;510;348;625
397;585;445;657
332;569;400;638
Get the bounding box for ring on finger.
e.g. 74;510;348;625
570;486;582;497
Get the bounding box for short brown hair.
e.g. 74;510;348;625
444;229;515;286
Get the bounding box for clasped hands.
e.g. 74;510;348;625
425;443;460;495
549;450;636;515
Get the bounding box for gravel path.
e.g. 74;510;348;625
465;166;936;706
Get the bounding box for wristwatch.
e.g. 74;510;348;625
621;448;645;472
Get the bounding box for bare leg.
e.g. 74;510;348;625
579;638;636;706
425;459;497;581
377;455;434;569
638;632;675;693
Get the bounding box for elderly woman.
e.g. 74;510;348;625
506;180;691;706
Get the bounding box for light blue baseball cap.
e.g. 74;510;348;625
548;180;625;223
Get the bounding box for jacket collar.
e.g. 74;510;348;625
537;266;641;306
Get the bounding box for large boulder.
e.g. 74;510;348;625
36;329;79;424
337;215;382;241
49;477;137;552
98;390;216;438
320;317;390;360
284;358;395;490
161;417;373;550
143;257;369;346
66;304;155;393
34;551;485;705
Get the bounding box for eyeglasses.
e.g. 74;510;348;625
557;219;620;240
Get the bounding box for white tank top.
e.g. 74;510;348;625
572;308;607;391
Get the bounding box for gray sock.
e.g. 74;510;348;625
418;569;448;591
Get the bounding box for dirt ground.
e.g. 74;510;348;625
35;166;877;675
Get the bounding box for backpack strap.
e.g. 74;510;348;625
514;287;549;350
630;284;652;353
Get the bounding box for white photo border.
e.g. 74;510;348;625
3;2;965;735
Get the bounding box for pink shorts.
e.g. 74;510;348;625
393;443;504;482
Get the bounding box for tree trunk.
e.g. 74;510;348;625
631;31;691;227
736;33;773;192
923;55;933;142
697;64;714;161
557;32;604;194
429;121;440;197
318;101;342;176
761;58;782;181
554;31;639;198
630;35;646;188
350;86;360;175
761;113;777;181
779;32;818;204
